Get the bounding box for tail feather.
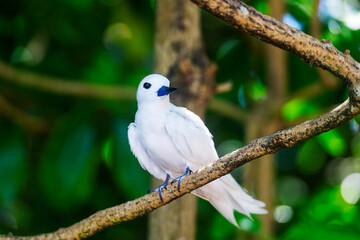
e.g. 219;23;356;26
192;174;267;227
221;175;267;210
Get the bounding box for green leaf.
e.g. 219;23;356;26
40;123;97;210
286;0;314;19
216;40;239;61
102;119;149;198
83;50;121;84
282;98;319;122
280;188;360;240
102;138;113;168
63;0;94;11
254;0;270;14
248;79;267;101
281;222;359;240
210;213;236;239
296;139;326;174
0;137;27;205
351;132;360;157
277;176;308;206
102;2;153;61
317;129;346;157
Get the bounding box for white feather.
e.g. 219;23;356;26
128;123;165;179
128;74;267;227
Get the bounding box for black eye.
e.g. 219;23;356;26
143;82;151;89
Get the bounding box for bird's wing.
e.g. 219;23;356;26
128;123;165;179
165;104;218;168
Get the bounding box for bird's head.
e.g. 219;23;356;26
136;74;177;106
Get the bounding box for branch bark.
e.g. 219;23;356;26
189;0;360;104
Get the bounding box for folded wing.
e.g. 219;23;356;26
128;123;165;180
164;104;218;169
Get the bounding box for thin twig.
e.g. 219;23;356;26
215;81;233;94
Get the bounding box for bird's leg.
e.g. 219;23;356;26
148;173;170;202
171;167;192;191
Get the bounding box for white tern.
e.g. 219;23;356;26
128;74;267;226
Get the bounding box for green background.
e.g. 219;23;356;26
0;0;360;239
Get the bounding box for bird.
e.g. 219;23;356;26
128;74;267;226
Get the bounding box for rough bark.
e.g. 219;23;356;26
149;1;216;240
154;1;216;113
189;0;360;103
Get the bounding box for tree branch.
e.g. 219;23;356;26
0;61;136;100
2;98;357;240
189;0;360;103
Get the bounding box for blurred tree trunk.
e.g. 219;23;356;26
243;0;287;239
148;1;216;240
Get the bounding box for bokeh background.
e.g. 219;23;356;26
1;0;360;239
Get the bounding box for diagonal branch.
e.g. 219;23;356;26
1;98;358;240
189;0;360;103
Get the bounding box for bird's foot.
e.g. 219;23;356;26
148;173;170;202
171;167;192;191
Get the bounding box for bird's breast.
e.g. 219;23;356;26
135;112;188;177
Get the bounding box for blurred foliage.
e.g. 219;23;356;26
0;0;360;239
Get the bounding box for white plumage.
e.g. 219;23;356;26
128;74;267;226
